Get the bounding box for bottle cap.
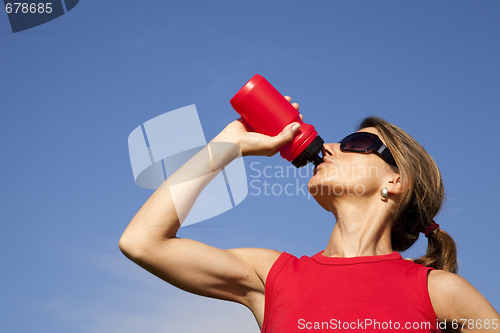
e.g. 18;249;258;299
291;136;324;168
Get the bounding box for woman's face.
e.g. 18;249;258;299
308;127;397;210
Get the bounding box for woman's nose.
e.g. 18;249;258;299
322;143;339;157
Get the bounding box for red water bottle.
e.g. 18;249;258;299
230;74;324;168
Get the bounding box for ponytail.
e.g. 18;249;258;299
414;228;458;273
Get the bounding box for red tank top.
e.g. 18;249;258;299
261;251;441;333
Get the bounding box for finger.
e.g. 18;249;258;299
292;102;299;111
299;113;303;121
284;96;291;102
266;122;301;151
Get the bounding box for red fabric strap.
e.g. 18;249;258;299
423;220;440;237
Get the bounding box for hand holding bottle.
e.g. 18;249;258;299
212;96;302;157
230;74;324;167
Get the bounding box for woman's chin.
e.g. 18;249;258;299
307;186;332;212
308;182;328;198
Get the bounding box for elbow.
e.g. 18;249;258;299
119;230;147;262
118;233;131;257
118;233;134;259
119;217;178;262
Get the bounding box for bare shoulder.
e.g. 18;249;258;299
428;270;474;300
428;270;500;330
227;248;282;288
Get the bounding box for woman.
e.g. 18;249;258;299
119;97;499;332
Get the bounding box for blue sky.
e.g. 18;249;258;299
1;1;499;332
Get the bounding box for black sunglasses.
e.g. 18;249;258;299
339;132;398;168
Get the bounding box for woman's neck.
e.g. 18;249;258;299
322;199;394;258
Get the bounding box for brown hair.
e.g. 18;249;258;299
358;116;458;273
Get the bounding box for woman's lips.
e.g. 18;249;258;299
318;157;333;166
313;158;332;175
313;161;325;175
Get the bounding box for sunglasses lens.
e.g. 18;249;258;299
342;133;375;151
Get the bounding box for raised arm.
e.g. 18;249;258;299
119;109;301;314
428;270;500;332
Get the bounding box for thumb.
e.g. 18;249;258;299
267;122;301;150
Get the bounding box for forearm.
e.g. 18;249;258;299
119;135;241;250
119;115;300;257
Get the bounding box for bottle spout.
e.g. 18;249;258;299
291;136;324;168
311;154;324;167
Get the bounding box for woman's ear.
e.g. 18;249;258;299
386;175;403;195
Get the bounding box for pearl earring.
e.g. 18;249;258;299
381;188;388;200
